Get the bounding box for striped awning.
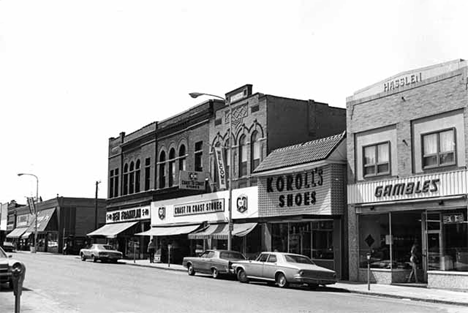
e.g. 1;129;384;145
188;223;257;240
6;227;29;239
135;224;202;236
87;221;138;238
21;232;32;239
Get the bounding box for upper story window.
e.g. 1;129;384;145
129;162;135;194
113;168;119;198
251;131;261;172
363;142;390;177
135;160;141;193
194;141;203;172
422;129;456;169
109;169;115;198
169;148;176;187
224;140;231;185
239;135;247;177
159;151;166;189
179;145;186;172
123;164;129;195
144;158;151;191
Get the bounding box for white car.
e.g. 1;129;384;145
79;244;123;263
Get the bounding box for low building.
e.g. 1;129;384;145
347;59;468;290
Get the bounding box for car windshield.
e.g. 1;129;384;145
220;251;246;260
0;247;7;258
284;254;314;265
102;245;114;250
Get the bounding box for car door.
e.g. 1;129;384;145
200;251;215;273
248;253;269;278
262;254;278;280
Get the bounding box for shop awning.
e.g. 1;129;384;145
188;223;257;240
87;221;138;238
26;208;56;232
135;224;201;236
6;227;29;239
21;232;32;239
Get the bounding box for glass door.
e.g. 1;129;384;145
423;212;442;280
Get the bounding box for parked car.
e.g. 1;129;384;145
2;242;15;253
0;246;25;289
182;250;246;279
232;252;337;289
79;244;123;263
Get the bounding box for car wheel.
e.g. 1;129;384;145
276;273;289;288
187;264;195;276
308;283;319;290
92;255;98;263
237;269;249;283
81;254;86;261
212;268;219;279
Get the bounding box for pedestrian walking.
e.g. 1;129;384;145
147;239;156;263
407;240;419;283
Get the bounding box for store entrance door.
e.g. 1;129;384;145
422;212;442;282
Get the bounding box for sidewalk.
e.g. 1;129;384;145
122;258;468;307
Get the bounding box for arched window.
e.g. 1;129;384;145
129;162;135;194
159;151;166;189
135;160;141;193
123;163;129;195
169;148;176;187
251;131;261;171
179;144;186;172
239;135;247;177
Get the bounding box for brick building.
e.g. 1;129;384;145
5;197;106;254
101;84;346;263
346;59;468;290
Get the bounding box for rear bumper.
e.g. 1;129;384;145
293;275;337;285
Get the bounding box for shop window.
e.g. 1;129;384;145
363;142;390;177
194;141;203;172
239;135;247;177
311;221;334;260
422;129;456;169
169;148;176;187
289;222;312;257
251;131;261;172
144;158;151;191
358;214;390;269
391;211;421;270
271;223;289;252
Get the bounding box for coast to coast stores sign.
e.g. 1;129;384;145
174;199;224;217
107;206;150;223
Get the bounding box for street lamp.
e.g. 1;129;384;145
189;92;233;250
17;173;39;253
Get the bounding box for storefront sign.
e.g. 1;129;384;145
266;168;323;208
374;179;440;198
179;171;207;191
173;199;224;217
16;214;30;227
443;213;464;224
106;206;151;223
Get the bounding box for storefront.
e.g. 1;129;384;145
348;170;468;289
6;211;33;251
139;186;260;264
87;205;151;259
253;132;348;279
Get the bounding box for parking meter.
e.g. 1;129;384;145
366;252;371;290
167;244;172;268
11;261;26;296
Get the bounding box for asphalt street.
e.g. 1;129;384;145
1;252;467;313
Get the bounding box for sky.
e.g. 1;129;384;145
1;0;468;204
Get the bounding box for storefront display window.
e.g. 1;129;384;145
358;214;389;268
271;223;288;252
312;221;334;260
391;212;420;270
289;222;311;257
436;209;467;272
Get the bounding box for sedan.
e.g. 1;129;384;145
182;250;246;279
0;246;25;289
79;244;123;263
232;252;337;289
